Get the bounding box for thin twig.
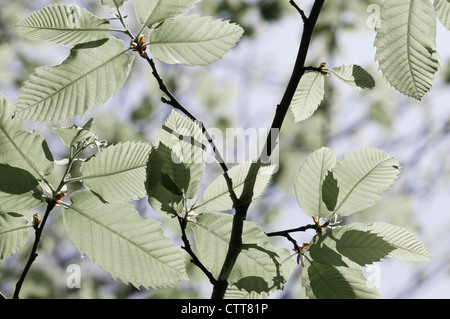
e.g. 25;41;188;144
177;217;217;285
290;0;308;22
13;201;56;299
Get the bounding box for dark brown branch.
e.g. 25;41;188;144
290;0;308;23
266;224;318;237
13;201;56;299
177;216;217;285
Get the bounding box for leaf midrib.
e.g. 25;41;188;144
334;156;394;215
17;46;129;113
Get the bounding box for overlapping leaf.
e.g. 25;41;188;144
374;0;439;100
294;147;336;219
80;141;152;203
0;164;43;212
149;15;243;66
302;259;382;299
367;222;431;262
193;212;295;294
16;4;110;47
16;37;134;122
0;212;30;260
330;65;375;90
134;0;200;28
200;162;275;211
0;95;53;179
63;191;188;289
156;110;206;199
332;148;400;216
146;143;189;216
291;71;325;122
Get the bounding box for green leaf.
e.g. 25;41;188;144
193;212;295;294
294;147;336;219
101;0;127;9
366;222;431;262
134;0;200;28
201;162;275;211
332;148;401;216
330;65;375;90
145;143;188;216
0;95;54;179
16;4;110;47
156;110;206;199
0;164;43;212
149;15;244;66
16;37;134;123
0;212;30;260
302;259;382;299
290;71;325;122
80;141;152;203
63;191;188;288
374;0;439;100
435;0;450;30
53;120;98;150
308;225;394;267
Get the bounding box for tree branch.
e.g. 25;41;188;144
210;0;325;299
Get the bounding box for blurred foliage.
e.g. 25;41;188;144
1;0;450;299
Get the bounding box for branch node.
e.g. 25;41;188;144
290;0;308;22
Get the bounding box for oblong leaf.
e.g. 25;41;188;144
0;95;54;179
80;141;152;203
16;4;110;47
291;71;325;122
330;65;375;90
149;15;243;66
0;212;30;260
16;37;134;122
302;259;382;299
134;0;200;28
63;191;188;288
201;162;275;211
294;147;336;219
367;222;431;262
332;148;400;216
374;0;439;100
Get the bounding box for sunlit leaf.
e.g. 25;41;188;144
149;15;243;66
290;71;325;122
0;212;30;260
374;0;439;100
80;141;152;203
134;0;200;28
0;95;54;179
63;191;188;289
332;148;400;216
16;4;110;47
16;37;134;122
294;147;336;219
